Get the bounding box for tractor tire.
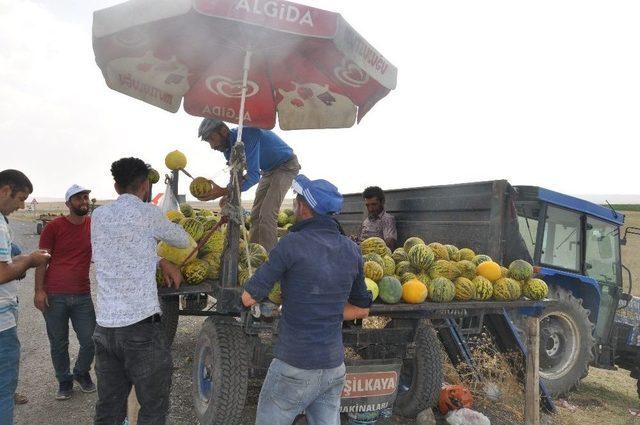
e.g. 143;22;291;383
393;319;443;417
512;287;594;396
160;295;179;347
192;318;249;425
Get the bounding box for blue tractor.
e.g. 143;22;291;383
512;186;635;395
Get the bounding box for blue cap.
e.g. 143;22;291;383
292;175;343;216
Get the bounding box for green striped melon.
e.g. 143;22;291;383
428;277;456;303
364;261;384;282
395;261;416;277
181;259;208;285
179;202;193;217
400;272;417;284
445;244;461;261
508;259;534;281
199;228;226;256
180;217;205;242
365;278;379;302
428;260;461;281
403;237;425;254
493;277;522;301
472;254;492;266
523;278;548;300
392;248;408;263
239;243;268;269
416;272;431;286
454;277;476;301
458;248;476;261
408;244;435;271
428;242;450;261
361;237;388;256
363;253;385;268
382;256;396;276
473;276;493;300
457;260;477;280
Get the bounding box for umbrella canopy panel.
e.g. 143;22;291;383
93;0;397;130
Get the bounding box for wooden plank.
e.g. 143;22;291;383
525;316;540;425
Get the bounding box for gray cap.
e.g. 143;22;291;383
198;118;225;140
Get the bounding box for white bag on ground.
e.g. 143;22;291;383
160;180;179;215
446;408;490;425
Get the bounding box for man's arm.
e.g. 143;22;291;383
344;256;372;320
34;223;55;310
150;205;190;248
382;214;397;250
242;238;290;306
0;253;49;284
239;130;260;192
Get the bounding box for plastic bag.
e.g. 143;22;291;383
446;408;490;425
160;179;179;214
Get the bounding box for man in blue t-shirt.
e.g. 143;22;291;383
196;119;300;252
241;175;371;425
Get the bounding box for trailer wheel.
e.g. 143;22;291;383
393;319;443;417
192;317;249;425
512;287;594;396
160;295;179;346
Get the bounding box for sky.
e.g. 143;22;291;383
1;0;640;202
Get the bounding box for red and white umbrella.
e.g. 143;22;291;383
92;0;397;134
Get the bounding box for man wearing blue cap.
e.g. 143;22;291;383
241;175;372;425
195;119;300;252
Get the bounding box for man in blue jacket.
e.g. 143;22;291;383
241;174;372;425
196;119;301;252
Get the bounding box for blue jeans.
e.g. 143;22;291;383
256;359;346;425
0;326;20;425
43;294;96;383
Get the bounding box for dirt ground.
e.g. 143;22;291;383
8;208;640;425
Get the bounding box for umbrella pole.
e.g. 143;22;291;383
235;50;252;144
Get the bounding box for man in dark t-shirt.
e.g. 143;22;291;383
35;185;96;400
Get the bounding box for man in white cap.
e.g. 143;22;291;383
34;184;96;400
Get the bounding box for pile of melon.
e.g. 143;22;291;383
360;236;548;305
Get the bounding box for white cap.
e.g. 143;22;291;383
65;184;91;202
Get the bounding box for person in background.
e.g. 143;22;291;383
35;184;96;400
357;186;397;250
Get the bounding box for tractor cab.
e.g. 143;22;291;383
513;186;627;371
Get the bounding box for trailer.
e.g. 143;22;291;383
156;177;555;424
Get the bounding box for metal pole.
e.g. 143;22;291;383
236;50;252;144
525;315;540;425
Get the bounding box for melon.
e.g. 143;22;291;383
493;277;522;301
472;254;492;266
268;282;282;304
363;253;385;269
400;272;417;284
416;272;431;286
237;266;251;286
179;202;194;217
181;259;208;285
365;278;379;302
239;243;268;268
190;177;213;198
364;261;384;282
458;248;476;261
429;260;461;281
445;244;461;261
500;266;509;278
200;228;226;256
457;260;477;280
402;279;428;304
454;277;476;301
392;248;408;263
472;276;493;300
428;277;456;303
476;261;502;282
382;255;396;276
148;168;160;184
180;217;205;242
403;237;425;254
395;261;415;277
408;244;435;271
523;278;548;300
361;237;388;256
277;211;289;227
165;150;187;170
428;242;450;261
378;276;403;304
165;210;184;223
508;260;534;281
157;236;197;265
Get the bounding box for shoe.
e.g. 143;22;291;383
14;392;28;405
56;381;73;400
74;372;96;393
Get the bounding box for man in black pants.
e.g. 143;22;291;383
90;158;189;424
